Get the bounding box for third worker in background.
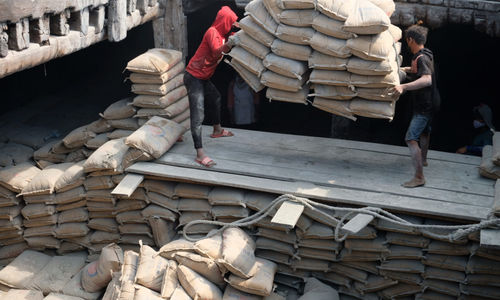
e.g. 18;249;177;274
391;23;440;188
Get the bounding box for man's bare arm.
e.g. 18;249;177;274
391;74;432;96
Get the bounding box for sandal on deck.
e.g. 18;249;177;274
195;156;216;168
210;129;234;138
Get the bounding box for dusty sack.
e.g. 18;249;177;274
220;227;256;279
226;257;277;296
135;243;169;292
260;70;307;92
0;250;51;288
81;243;124;292
245;0;278;35
275;23;314;45
173;251;225;286
271;39;311;61
238;16;274;47
225;59;265;93
310;84;357;100
316;0;353;21
266;87;309;104
343;0;390;35
308;51;348;70
313;97;356;121
229;46;266;77
100;98;136;120
20;163;73;196
309;32;351;58
312;13;355;40
263;53;308;80
278;9;316;27
177;265;223;300
347;30;395;61
235;31;270;59
132;85;187;109
126;48;182;75
83;138;129;174
119;250;139;300
0;163;41;193
129;61;185;84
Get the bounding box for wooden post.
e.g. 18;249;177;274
90;5;106;34
136;0;148;14
108;0;128;42
29;15;50;45
8;18;30;51
152;17;166;48
154;0;187;56
0;23;8;57
149;0;158;6
70;7;90;36
50;9;71;36
127;0;137;14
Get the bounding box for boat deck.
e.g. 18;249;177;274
128;126;495;222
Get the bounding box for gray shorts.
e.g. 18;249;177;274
405;114;432;141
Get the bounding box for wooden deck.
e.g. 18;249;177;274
127;126;495;222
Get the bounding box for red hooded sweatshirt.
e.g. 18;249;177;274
186;6;238;80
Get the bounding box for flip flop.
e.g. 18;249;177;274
210;129;234;138
195;156;216;167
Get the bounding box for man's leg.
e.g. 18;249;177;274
403;115;427;187
420;133;430;166
205;80;231;136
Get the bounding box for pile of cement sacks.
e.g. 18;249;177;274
229;0;402;121
479;132;500;179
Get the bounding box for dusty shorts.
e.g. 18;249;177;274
405;114;432;142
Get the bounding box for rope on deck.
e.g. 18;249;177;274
182;194;500;243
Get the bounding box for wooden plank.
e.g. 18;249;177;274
271;201;304;228
137;0;148;14
342;214;375;234
112;173;144;197
89;5;105;34
480;229;500;249
29;16;50;45
108;0;127;42
8;19;29;50
70;7;90;36
149;0;158;6
127;163;491;221
0;23;8;57
127;0;137;13
50;10;70;36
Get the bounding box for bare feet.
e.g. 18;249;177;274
402;177;425;188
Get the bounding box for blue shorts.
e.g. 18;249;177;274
405;114;432;142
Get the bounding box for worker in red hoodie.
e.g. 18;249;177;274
184;6;239;167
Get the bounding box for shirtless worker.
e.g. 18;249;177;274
184;6;239;167
391;24;440;188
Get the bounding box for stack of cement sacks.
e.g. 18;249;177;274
126;48;191;132
479;132;500;179
229;0;403;120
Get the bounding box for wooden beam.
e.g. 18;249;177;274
127;0;137;13
137;0;148;14
149;0;158;6
112;173;144;197
341;213;375;234
271;201;304;228
108;0;128;42
50;10;70;36
70;7;90;36
480;229;500;249
161;0;187;55
90;5;106;34
8;19;29;51
29;16;50;45
0;23;8;57
152;17;166;48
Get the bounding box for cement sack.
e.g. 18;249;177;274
54;161;85;192
143;179;175;198
122;148;152;170
159;239;196;259
0;162;41;192
466;273;500;287
22;203;56;219
271;39;311;62
256;227;297;244
84;176;114;191
107;129;134;139
58;242;85;254
0;249;51;288
312;271;351;288
20;163;72;196
235;31;270;59
256;237;295;256
55;186;86;204
170;285;192;300
82;243;124;292
100;99;136;120
275;23;314;45
425;240;471;256
343;0;390;35
65;149;93;163
297;277;339;300
386;245;423;260
220;228;256;279
223;285;261;300
172;109;190;123
347;31;395;61
142;204;177;222
480;145;500;179
178;198;211;212
88;218;118;233
262;0;282;22
125;116;184;159
352;99;395;119
466;256;500;275
225;59;265;93
131;73;184;96
229;47;265;77
119;251;139;300
313;16;354;42
101;272;121;300
61;269;101;300
63;126;96;149
87;118;112;134
238;16;274;47
107;118;139;131
350;66;399;88
379;283;422;298
226;257;277;296
422;279;460;297
183;223;219;235
86;189;115;202
339;248;386;261
0;242;28;260
357;87;398;101
52;140;74;154
347;56;394;76
422;267;465;283
460;285;500;299
309;32;351;58
31;252;87;294
255;249;290;265
344;238;389;253
279;0;315;9
57;199;87;212
24;216;58;229
298;239;341;252
134;96;189;118
177;265;223;300
278;9;316;27
368;0;396;16
0;195;19;207
55;223;90;238
126;48;182;75
353;275;397;294
25;237;59;249
58;207;89;223
310;84;357;100
115;199;147;214
424;254;467;272
134;286;163;300
1;289;44;300
149;216;175;247
0;216;22;231
378;259;425;274
312;97;356;121
194;231;223;260
129;61;185;84
298;247;337;262
316;0;353;21
261;70;306;92
245;0;278;35
263;53;308;80
492;132;500;165
266;86;309;104
135;243;169;291
90;231;120;244
83;138;129;174
119;223;152;237
175;182;212;199
0;142;34;167
0;206;20;221
148;192;179;213
207;187;246;207
308;51;348;70
132;85;187;108
173;251;225;286
34;140;67;163
309;70;351;87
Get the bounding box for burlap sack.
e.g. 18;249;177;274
278;9;316;27
100;99;136;120
309;70;351;86
225;59;265;93
126;48;182;75
173;251;225;286
226;258;277;296
266;87;309;104
308;51;348;70
177;265;223;300
0;250;51;288
261;70;306;92
263;53;308;80
271;39;311;61
135;243;169;291
118;251;139;300
357;87;398;101
343;0;391;35
131;73;184;96
350;65;399;88
229;46;265;77
58;207;88;224
107;129;134;139
312;14;355;40
0;163;41;193
81;243;124;292
107;118;139;131
55;223;90;238
245;0;278;35
235;31;270;59
347;56;394;76
34;140;67;163
142;204;177;222
262;0;282;22
63;126;96;149
309;32;351;58
316;0;353;21
239;16;274;47
129;61;185;84
310;84;357;100
275;23;314;45
20;163;73;196
298;277;339;300
132;85;187;109
350;99;396;120
347;30;395;61
83;138;129;174
87;118;112;134
220;228;256;279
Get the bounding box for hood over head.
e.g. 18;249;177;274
212;6;238;37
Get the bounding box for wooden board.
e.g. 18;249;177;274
127;163;491;221
480;229;500;249
342;214;375;234
271;201;304;228
112;173;144;197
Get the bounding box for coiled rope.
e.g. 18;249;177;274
183;194;500;243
